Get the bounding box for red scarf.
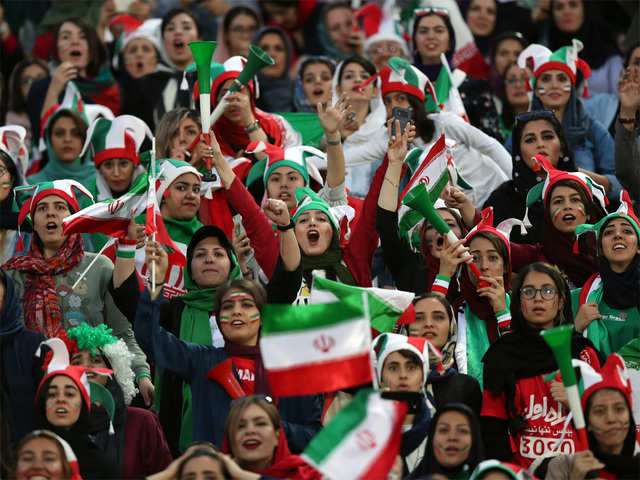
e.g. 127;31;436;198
213;107;287;157
223;427;321;480
4;234;85;337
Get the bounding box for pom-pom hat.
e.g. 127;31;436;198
372;332;443;386
81;115;153;168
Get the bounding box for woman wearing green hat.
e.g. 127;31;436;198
572;191;640;357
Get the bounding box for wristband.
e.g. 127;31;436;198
326;137;341;146
136;372;152;384
431;274;451;295
244;120;261;133
277;220;295;231
496;308;511;333
116;242;136;258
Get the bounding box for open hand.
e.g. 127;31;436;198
318;93;350;135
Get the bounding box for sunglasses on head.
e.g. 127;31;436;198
414;7;449;17
515;109;555;124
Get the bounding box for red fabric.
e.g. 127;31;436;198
224;177;280;278
341;155;387;288
4;234;85;338
33;31;55;61
510;242;548;273
213;108;286;157
223;424;321;480
199;190;234;240
89;83;121;116
123;407;172;479
231;356;255;395
3;31;18;55
455;49;489;80
481;347;601;468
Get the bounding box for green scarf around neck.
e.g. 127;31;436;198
301;235;355;285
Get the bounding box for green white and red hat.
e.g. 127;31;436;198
519;39;591;96
357;0;409;58
465;207;526;258
470;460;535;480
35;338;112;413
14;179;94;226
292;187;355;245
574;353;633;411
523;154;607;229
0;125;29;178
372;332;443;385
245;140;324;187
574;190;640;252
29;430;83;480
156;158;202;202
81;114;152;168
112;18;163;69
378;57;432;102
207;56;256;103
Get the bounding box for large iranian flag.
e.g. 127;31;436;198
259;297;373;397
310;276;415;333
302;389;407;480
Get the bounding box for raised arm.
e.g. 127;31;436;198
318;94;349;189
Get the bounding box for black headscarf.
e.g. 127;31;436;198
547;0;620;70
411;403;484;479
253;26;295;112
600;254;640;311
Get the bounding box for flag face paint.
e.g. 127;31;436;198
537;88;546;94
552;208;563;224
219;315;230;324
249;313;260;324
562;84;572;92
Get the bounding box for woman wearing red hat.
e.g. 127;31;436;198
12;430;80;480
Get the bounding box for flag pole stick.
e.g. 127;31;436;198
151;137;157;292
363;292;379;390
72;241;110;290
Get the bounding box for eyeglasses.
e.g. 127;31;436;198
414;7;449;17
515;109;555;124
520;286;558;300
229;25;258;35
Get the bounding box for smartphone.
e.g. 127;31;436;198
380;391;422;414
391;107;412;137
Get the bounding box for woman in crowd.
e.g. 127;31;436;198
64;323;172;479
154;108;203;164
213;6;261;63
572;192;640;357
3;181;152;400
134;265;320;455
34;340;118;479
372;332;435;476
411;403;484;479
497;63;530;140
293;56;335;113
481;262;602;475
27;18;120;139
254;26;295;113
543;0;622;95
6;58;48;149
488;31;527;97
485;110;579;244
0;138;24;262
331;55;385;199
412;8;456;81
546;353;640;479
206;56;301;160
222;395;321;479
123;8;201;130
317;2;363;60
523;40;621;200
464;0;498;62
408;293;483;416
28;106;96;186
12;429;79;480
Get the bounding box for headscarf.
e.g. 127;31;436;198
411;403;484;479
253;26;295;113
316;3;355;61
293;56;336;113
28;108;97;185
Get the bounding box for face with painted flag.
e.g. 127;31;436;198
218;289;261;346
33;195;72;255
15;436;70;480
433;410;473;469
587;388;630;454
45;375;84;428
548;184;589;234
535;69;572;110
123;38;157;78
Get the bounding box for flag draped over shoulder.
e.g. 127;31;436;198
310;276;415;333
302;389;407;480
259;298;373;397
424;55;469;122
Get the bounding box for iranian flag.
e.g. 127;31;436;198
425;54;469;122
63;172;186;266
397;135;449;251
259;297;373;397
302;389;407;480
310;276;415;333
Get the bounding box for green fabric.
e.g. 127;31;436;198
464;295;511;388
176;231;241;453
619;338;640;370
278;112;324;148
293;187;338;230
301;236;355;286
570;287;640;356
425;65;451;113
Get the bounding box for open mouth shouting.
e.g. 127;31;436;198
307;229;320;246
242;438;262;450
45;221;59;233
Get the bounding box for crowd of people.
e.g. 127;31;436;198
1;0;639;479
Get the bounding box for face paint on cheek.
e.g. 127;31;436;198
459;444;470;452
249;313;260;324
434;443;447;455
2;182;10;187
409;327;420;336
562;84;572;92
552;208;563;223
219;315;230;324
623;420;630;427
577;205;586;217
537;87;546;94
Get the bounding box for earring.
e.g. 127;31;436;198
514;155;520;162
563;156;570;162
